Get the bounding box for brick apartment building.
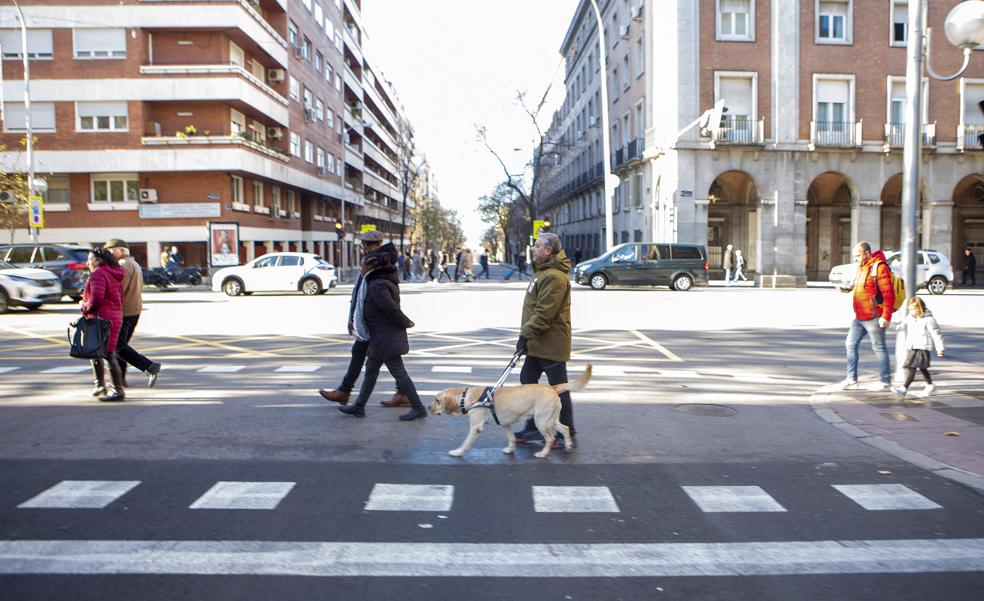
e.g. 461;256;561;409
0;0;414;273
539;0;984;283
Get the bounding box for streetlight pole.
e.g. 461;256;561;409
12;0;36;243
588;0;616;252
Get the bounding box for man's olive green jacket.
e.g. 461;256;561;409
520;250;572;362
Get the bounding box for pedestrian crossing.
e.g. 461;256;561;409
12;479;944;515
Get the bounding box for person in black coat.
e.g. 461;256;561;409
961;247;977;287
339;242;426;421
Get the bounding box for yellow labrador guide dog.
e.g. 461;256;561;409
428;364;591;458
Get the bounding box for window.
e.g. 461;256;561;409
622;55;630;89
2;102;56;132
231;175;244;203
714;72;757;141
289;21;298;48
304;139;314;163
289;76;300;101
316;147;325;168
327;154;336;174
303;87;313;109
325;64;333;84
290;132;301;156
324;18;335;41
77;101;128;132
315;50;323;72
315;98;325;121
91;174;138;204
43;175;70;206
326;109;335;129
335;72;342;92
302;0;312;13
814;76;854;143
718;0;752;40
961;81;984;126
888;77;927;126
314;3;324;25
634;37;644;76
73;29;126;59
334;32;343;53
0;29;53;59
891;1;907;45
249;120;266;144
272;186;281;211
281;256;301;267
611;65;620;99
302;36;312;60
288;190;297;213
817;0;850;43
252;181;265;207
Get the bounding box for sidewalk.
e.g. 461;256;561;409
812;362;984;495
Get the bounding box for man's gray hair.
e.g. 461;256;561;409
539;232;562;254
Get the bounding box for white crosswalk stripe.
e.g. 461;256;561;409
0;367;20;374
832;484;942;511
274;365;322;373
431;366;472;373
40;366;90;374
364;483;454;512
682;486;787;513
17;480;140;509
197;366;245;373
532;486;620;513
189;482;296;510
657;369;702;379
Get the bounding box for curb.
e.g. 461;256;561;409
810;390;984;496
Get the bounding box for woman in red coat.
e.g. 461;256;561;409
81;248;126;402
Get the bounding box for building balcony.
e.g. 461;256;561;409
343;26;363;64
363;139;397;177
343;65;363;96
141;134;290;162
957;124;984;151
883;122;937;150
810;121;863;148
344;147;364;171
611;138;642;169
363;85;396;131
715;118;765;145
139;64;288;106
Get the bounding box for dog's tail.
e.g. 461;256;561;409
552;363;592;395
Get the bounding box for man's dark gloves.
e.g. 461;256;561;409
516;335;528;355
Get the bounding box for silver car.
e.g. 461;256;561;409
828;250;954;295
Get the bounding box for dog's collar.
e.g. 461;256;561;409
459;387;500;425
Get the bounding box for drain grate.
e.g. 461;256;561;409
674;404;737;417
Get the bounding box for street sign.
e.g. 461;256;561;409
28;195;44;228
533;220;546;238
360;224;377;234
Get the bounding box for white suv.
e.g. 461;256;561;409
828;250;954;294
211;252;338;296
0;259;64;313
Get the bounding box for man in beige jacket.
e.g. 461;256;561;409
104;239;161;387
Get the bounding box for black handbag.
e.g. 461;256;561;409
68;316;111;359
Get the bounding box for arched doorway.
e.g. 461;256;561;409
707;171;759;276
806;172;855;280
879;174;925;252
953;174;984;277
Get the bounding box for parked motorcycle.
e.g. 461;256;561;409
143;267;204;288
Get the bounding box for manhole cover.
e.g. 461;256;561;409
674;404;737;417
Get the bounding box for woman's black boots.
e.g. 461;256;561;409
99;353;126;402
90;359;107;397
338;398;366;417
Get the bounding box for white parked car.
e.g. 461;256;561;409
828;250;954;295
211;252;338;297
0;258;63;313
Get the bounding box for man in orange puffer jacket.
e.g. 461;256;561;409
842;242;896;390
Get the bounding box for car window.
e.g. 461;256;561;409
254;256;278;268
6;246;36;263
918;253;926;265
887;254;903;267
0;259;13;270
928;253;941;264
280;256;301;267
612;246;636;262
68;249;91;263
671;246;702;260
41;246;68;262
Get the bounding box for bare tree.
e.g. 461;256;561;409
0;143;30;244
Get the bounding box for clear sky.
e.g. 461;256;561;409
362;0;580;247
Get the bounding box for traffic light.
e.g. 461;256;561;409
334;219;343;232
542;219;551;231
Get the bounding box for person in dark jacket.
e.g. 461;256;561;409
338;241;426;421
81;247;126;402
961;247;977;287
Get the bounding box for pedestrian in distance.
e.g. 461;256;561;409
462;248;475;282
103;239;161;388
337;237;426;421
411;248;422;283
893;297;944;400
840;242;896;391
732;249;748;282
81;248;126;402
479;248;491;279
573;247;583;268
159;248;169;269
960;247;976;287
453;248;464;282
402;251;413;282
722;244;734;285
437;250;452;283
514;232;577;449
319;231;410;409
428;248;438;282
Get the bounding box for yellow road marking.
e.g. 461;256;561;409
0;324;68;346
168;335;280;358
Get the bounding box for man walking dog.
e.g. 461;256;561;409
514;232;577;449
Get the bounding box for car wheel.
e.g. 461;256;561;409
927;275;947;295
0;289;8;314
222;278;244;297
673;274;693;291
24;302;42;310
301;278;322;295
589;273;608;290
69;295;82;303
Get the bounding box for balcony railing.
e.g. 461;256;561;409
139;64;288;106
883;122;937;149
611;138;643;169
957;124;984;151
810;121;863;147
715;117;764;145
141;134;289;161
141;0;288;48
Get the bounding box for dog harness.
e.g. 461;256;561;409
458;386;500;425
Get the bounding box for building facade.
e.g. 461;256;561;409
540;0;984;283
0;0;414;273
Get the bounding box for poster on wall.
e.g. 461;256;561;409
209;222;240;267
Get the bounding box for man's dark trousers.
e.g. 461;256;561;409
519;355;574;434
116;314;153;374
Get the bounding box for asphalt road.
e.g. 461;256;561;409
1;286;983;600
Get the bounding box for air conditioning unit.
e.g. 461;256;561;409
317;166;327;176
139;189;158;203
293;45;305;59
632;0;644;20
576;130;584;141
267;68;285;82
267;127;284;139
588;116;599;127
619;24;630;39
304;108;316;122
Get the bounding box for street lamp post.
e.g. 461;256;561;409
12;0;36;243
901;1;984;298
588;0;618;253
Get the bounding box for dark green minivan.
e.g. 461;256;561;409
573;243;709;291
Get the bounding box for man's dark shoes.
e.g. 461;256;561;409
381;393;410;407
338;404;365;417
146;362;161;388
399;408;427;421
320;389;351;405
